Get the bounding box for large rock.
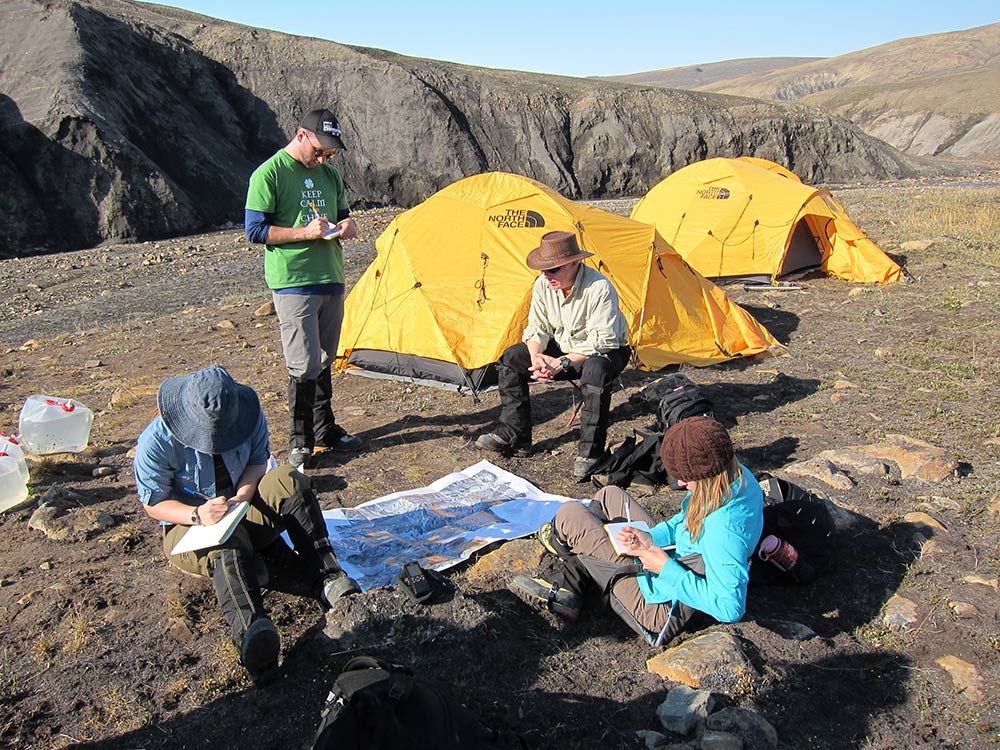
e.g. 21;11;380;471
0;0;913;257
788;436;958;486
647;632;754;687
783;457;855;490
29;501;116;541
882;594;919;630
852;435;958;481
466;538;544;583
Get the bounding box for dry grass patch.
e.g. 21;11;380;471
194;641;246;702
841;185;1000;267
79;684;153;737
62;606;97;654
31;633;56;666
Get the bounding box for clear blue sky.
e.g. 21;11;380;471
139;0;998;77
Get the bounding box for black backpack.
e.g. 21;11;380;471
750;474;837;585
656;374;714;432
307;656;526;750
591;429;664;493
592;375;715;492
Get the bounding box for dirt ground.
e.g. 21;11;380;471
0;178;998;750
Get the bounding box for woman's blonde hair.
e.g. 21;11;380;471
683;456;742;541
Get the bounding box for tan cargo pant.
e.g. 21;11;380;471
553;486;673;634
161;464;306;575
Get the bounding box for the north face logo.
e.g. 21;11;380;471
488;209;545;228
696;187;730;200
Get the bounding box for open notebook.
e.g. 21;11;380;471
604;520;650;556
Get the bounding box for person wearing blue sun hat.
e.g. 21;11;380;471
133;365;359;684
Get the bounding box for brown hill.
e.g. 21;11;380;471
601;57;821;90
0;0;913;258
694;23;1000;159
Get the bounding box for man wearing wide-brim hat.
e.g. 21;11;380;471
476;231;631;479
133;365;360;684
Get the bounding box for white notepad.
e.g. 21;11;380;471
171;501;250;555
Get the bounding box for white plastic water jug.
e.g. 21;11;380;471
0;454;29;512
18;395;94;454
0;433;29;483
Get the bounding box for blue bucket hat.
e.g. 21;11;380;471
157;365;260;454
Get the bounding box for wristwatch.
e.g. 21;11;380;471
559;356;571;371
190;506;201;526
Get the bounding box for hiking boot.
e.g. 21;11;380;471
318;433;364;453
475;432;530;457
573;456;600;481
537;522;572;558
240;617;280;684
288;446;311;469
510;575;581;621
321;572;361;608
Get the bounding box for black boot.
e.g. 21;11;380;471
312;366;339;445
280;488;360;605
288;376;317;466
208;548;279;681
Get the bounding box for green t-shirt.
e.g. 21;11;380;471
245;149;350;289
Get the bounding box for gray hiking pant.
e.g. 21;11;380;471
272;291;345;380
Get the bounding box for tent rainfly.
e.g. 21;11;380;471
630;157;906;285
335;172;780;396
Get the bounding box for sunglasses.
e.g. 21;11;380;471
304;130;338;160
542;263;574;275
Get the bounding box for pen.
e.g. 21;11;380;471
309;201;320;216
625;500;632;526
181;486;211;502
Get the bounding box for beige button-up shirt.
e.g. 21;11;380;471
522;264;630;356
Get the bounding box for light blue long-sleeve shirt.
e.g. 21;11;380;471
636;465;763;623
133;413;270;510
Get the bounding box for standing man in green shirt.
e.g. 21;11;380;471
476;231;631;480
245;109;362;468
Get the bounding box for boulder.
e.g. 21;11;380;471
647;632;754;687
882;594;919;630
852;435;958;481
465;538;544;583
783;458;855;490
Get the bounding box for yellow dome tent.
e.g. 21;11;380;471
630;157;906;285
336;172;779;395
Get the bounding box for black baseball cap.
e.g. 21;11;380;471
299;108;347;150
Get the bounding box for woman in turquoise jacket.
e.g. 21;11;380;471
512;417;763;645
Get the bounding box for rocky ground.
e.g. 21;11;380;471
0;178;998;750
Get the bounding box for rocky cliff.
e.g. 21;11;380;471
0;0;913;257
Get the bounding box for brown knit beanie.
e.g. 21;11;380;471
659;416;734;481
